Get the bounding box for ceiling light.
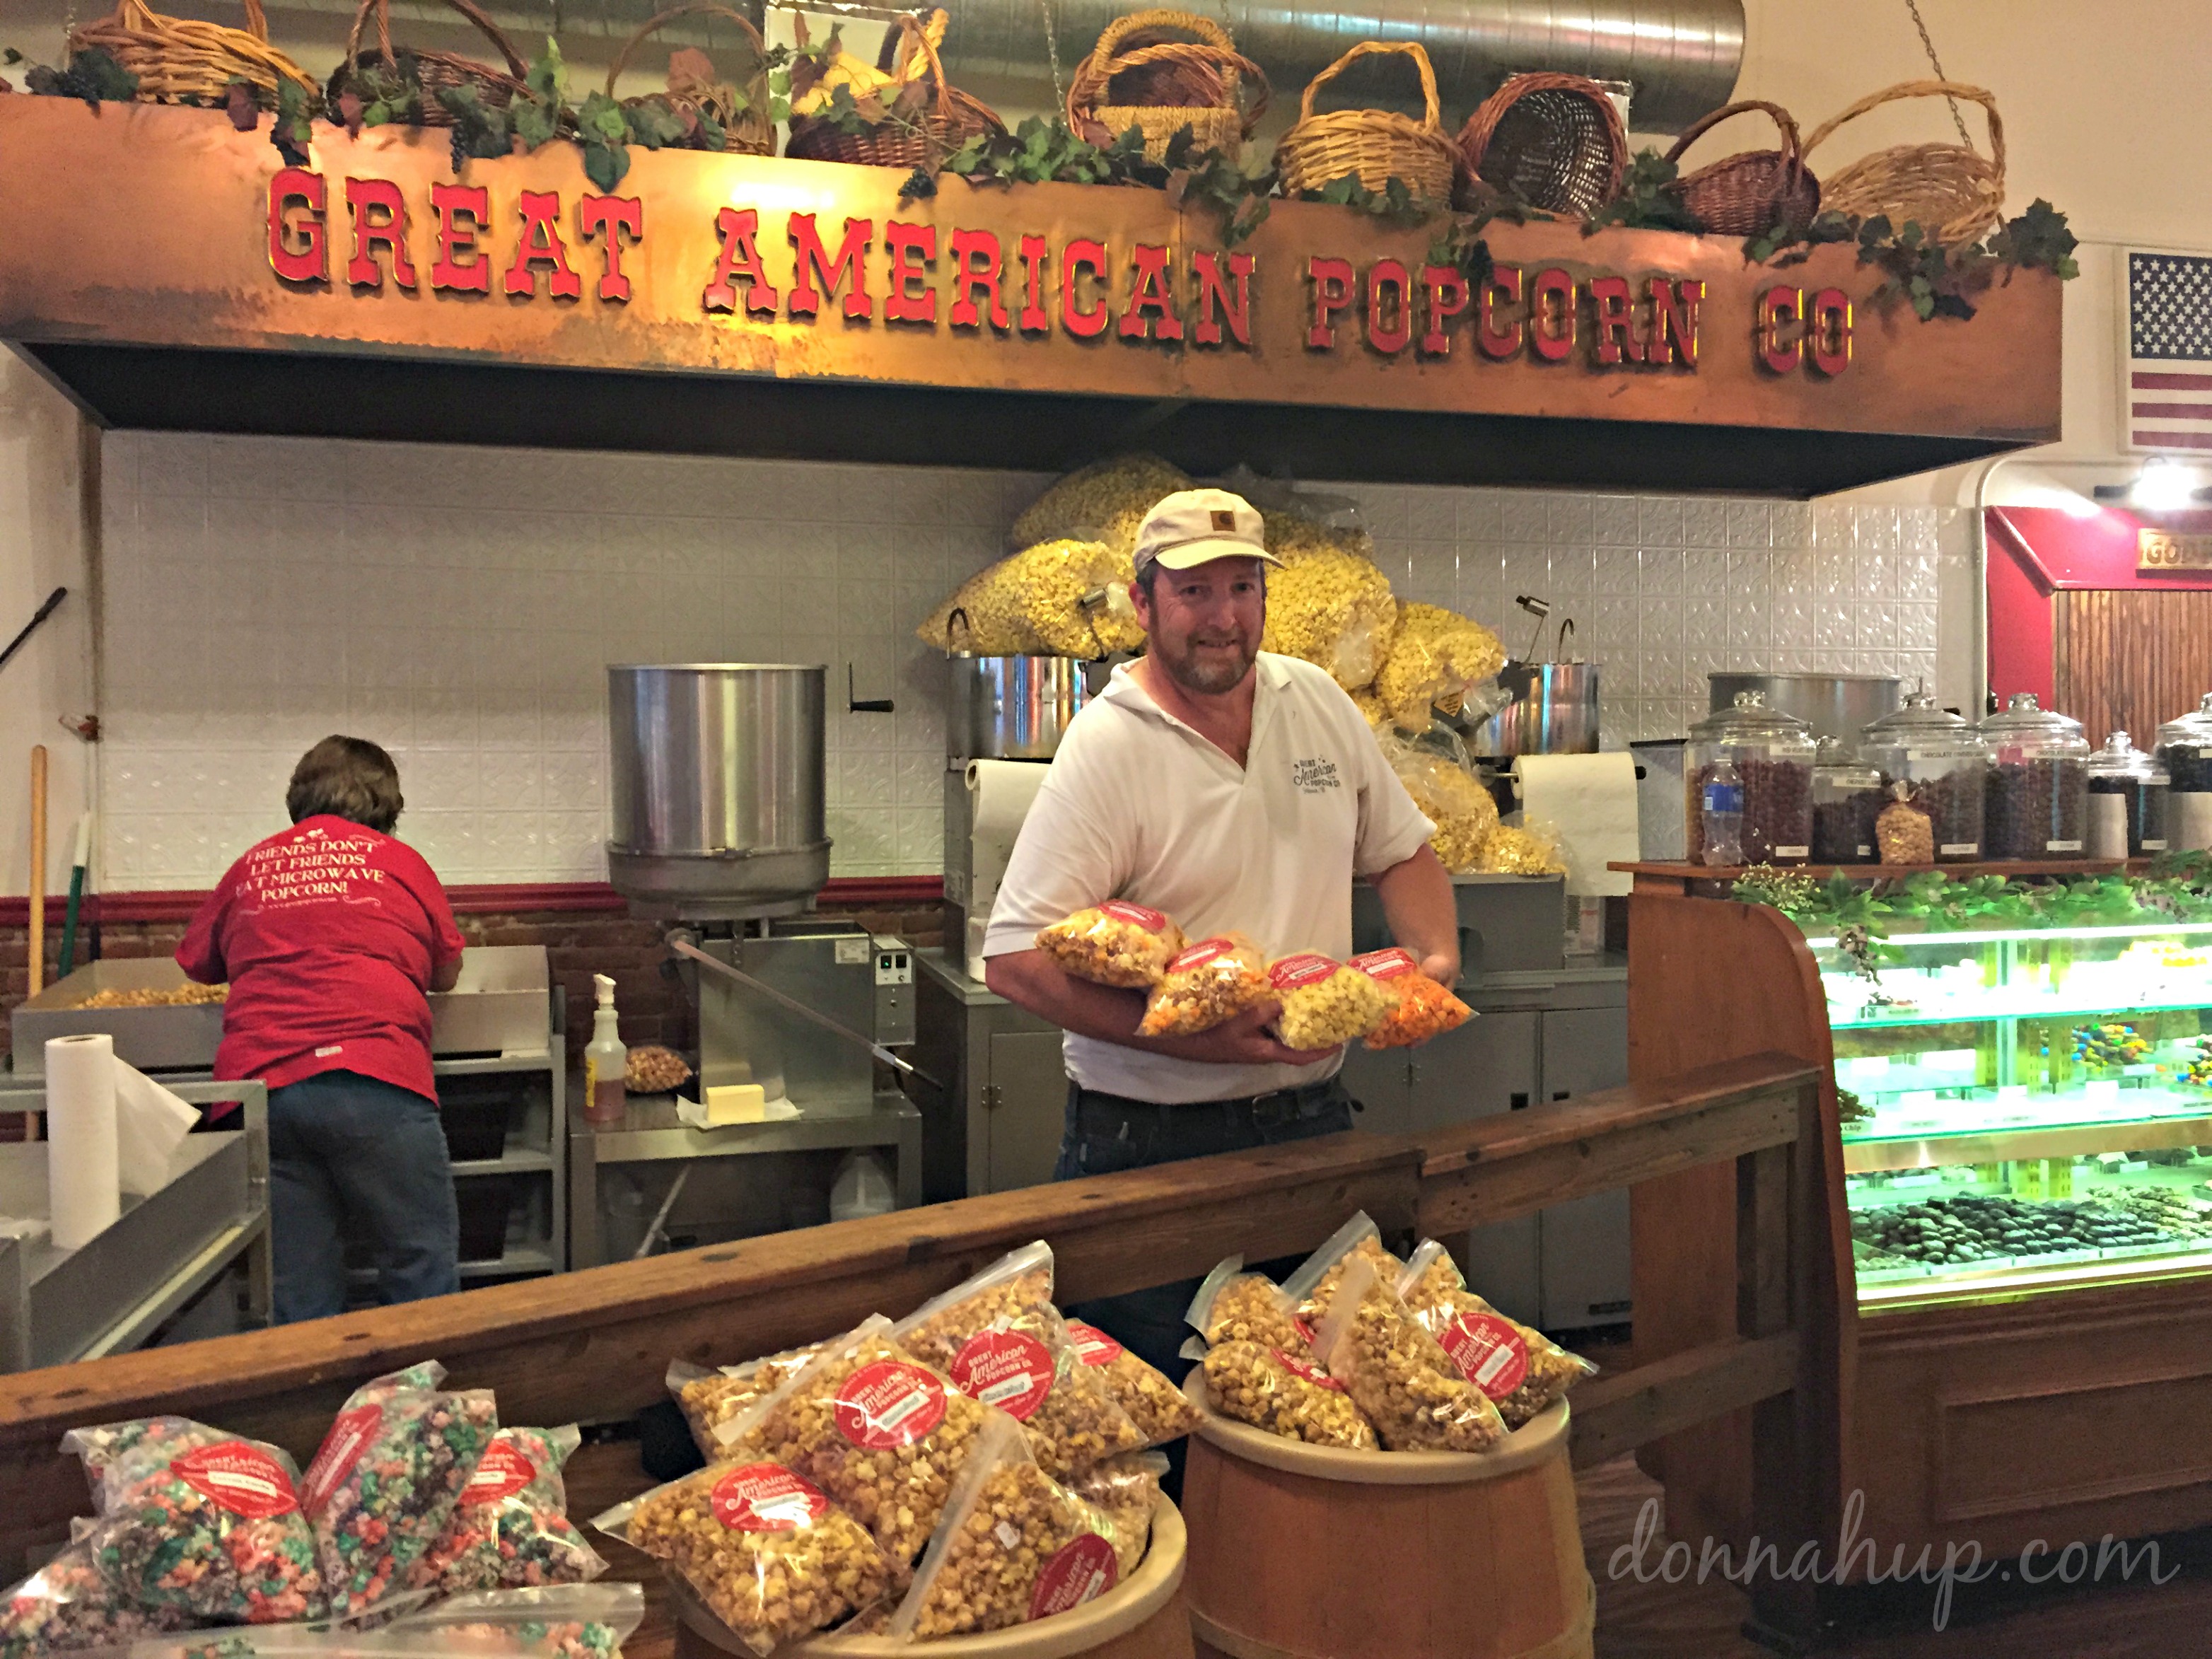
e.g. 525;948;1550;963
2131;458;2199;511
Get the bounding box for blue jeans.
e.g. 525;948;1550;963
268;1069;458;1323
1054;1079;1357;1496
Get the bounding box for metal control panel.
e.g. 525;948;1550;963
873;936;915;1047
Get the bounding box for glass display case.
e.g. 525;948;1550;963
1814;920;2212;1306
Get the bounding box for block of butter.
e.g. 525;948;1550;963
704;1083;768;1125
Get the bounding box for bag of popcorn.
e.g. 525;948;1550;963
1198;1341;1378;1450
1136;936;1271;1037
1310;1257;1507;1453
1278;1212;1406;1327
1264;953;1395;1051
1035;903;1185;989
885;1416;1126;1639
1397;1239;1597;1428
890;1242;1145;1480
594;1462;897;1655
1350;948;1472;1049
1184;1256;1310;1354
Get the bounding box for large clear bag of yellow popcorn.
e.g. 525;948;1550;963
1010;455;1190;554
1373;603;1508;728
1388;747;1500;874
1477;819;1568;875
1258;550;1399;691
1396;1239;1596;1429
885;1415;1128;1639
1263;952;1395;1050
1310;1255;1508;1453
916;540;1136;657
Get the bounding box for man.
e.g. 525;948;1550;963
179;735;466;1322
983;487;1460;1376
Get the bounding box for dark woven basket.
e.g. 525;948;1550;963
1663;99;1819;235
785;11;1003;168
605;2;775;157
1457;71;1628;216
330;0;528;127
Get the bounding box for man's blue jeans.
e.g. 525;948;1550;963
267;1069;459;1323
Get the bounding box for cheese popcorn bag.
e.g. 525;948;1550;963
1351;948;1472;1049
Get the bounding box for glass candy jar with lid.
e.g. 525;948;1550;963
1686;692;1816;866
2155;693;2212;852
1858;692;1989;861
2086;731;2170;858
1810;738;1883;864
1978;692;2090;859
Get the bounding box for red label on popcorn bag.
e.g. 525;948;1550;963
711;1464;832;1533
834;1361;948;1449
1349;948;1419;982
1168;938;1241;973
462;1439;539;1506
1098;901;1168;933
949;1329;1056;1420
1030;1533;1119;1619
174;1442;300;1520
301;1406;382;1517
1064;1321;1125;1366
1439;1312;1530;1400
1267;953;1340;991
1272;1349;1344;1392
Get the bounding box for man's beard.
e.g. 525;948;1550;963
1156;628;1256;694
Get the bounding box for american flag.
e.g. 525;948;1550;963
2128;250;2212;452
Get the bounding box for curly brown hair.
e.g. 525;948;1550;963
286;735;404;832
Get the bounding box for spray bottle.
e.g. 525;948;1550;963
583;973;628;1124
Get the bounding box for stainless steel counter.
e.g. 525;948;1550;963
0;1079;269;1370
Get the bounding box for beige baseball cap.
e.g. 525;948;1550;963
1131;489;1283;575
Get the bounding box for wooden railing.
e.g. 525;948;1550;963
0;1052;1829;1631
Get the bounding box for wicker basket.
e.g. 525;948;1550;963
605;3;775;157
1803;79;2005;245
1274;42;1459;204
1457;71;1626;216
68;0;317;110
1065;10;1269;163
329;0;530;128
785;12;1003;169
1662;98;1819;236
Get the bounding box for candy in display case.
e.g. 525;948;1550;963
1813;919;2212;1305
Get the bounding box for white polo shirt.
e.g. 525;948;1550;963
982;651;1435;1104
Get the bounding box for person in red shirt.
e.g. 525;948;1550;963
178;735;466;1322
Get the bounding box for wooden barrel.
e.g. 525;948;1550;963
1180;1380;1594;1659
671;1498;1194;1659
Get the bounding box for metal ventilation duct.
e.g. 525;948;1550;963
945;0;1744;133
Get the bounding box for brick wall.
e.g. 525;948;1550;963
0;900;946;1076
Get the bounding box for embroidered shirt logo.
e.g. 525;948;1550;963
1292;757;1341;795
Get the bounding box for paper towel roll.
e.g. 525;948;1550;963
113;1062;199;1197
1513;752;1641;898
46;1032;120;1250
967;758;1049;846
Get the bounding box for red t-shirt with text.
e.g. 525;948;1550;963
176;817;465;1102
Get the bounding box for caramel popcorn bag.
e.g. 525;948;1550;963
890;1242;1145;1480
666;1346;822;1462
1397;1239;1597;1428
1035;903;1186;989
1198;1341;1378;1450
726;1317;995;1562
1066;1451;1168;1576
594;1462;898;1656
1184;1257;1311;1354
1312;1257;1507;1453
1136;935;1272;1037
1264;953;1395;1051
885;1416;1127;1641
1350;948;1473;1049
1279;1212;1405;1327
1060;1320;1200;1448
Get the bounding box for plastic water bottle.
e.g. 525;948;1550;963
1701;758;1745;866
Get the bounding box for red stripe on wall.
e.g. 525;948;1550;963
2132;430;2212;450
0;875;945;926
2131;403;2212;420
2133;371;2212;390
